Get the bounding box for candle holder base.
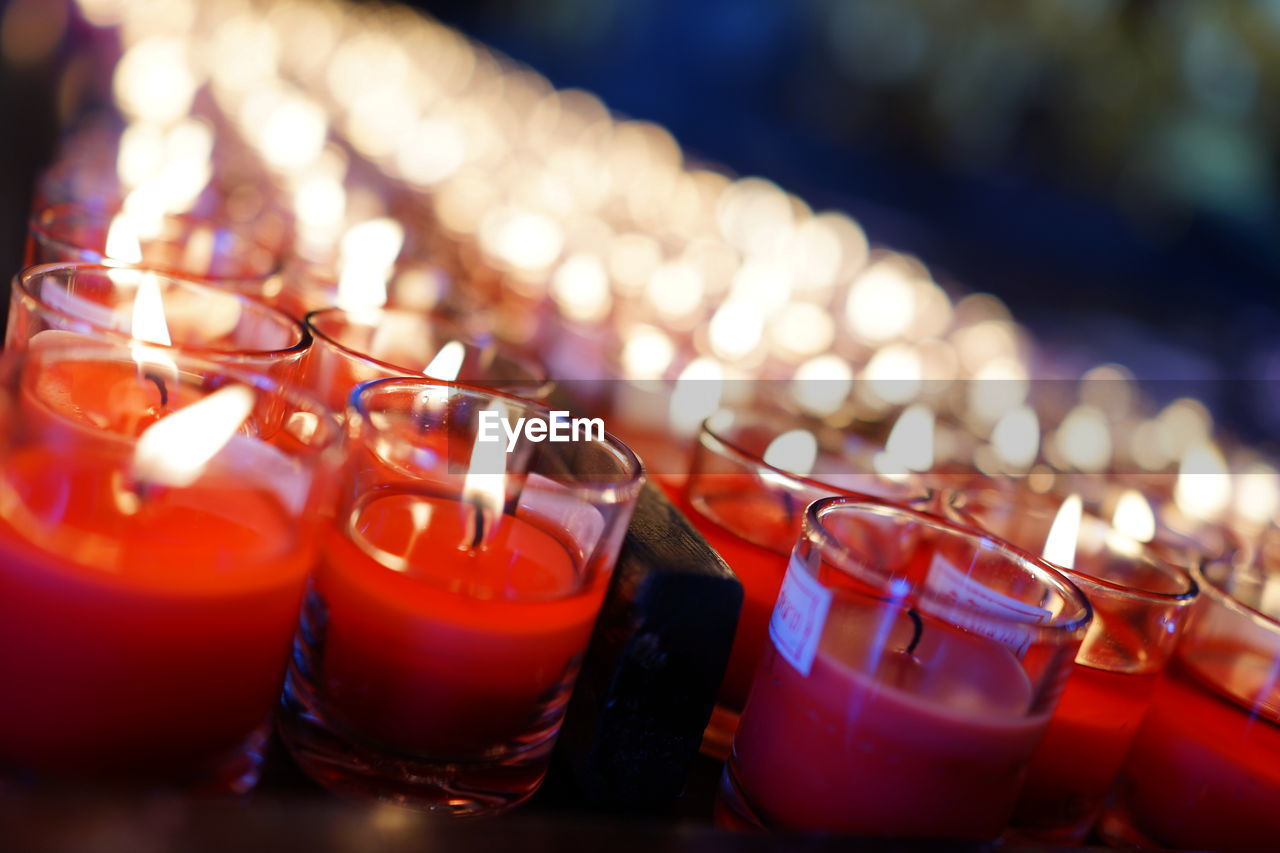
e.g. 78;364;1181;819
278;669;553;816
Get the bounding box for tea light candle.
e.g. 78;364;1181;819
279;378;644;814
0;341;341;789
720;498;1091;837
949;488;1197;842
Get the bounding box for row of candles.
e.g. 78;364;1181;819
3;0;1277;848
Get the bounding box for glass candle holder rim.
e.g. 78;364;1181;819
305;306;554;398
350;376;646;505
16;262;312;362
1195;557;1280;635
698;407;933;502
945;491;1200;605
29;202;282;282
17;339;347;457
803;495;1095;637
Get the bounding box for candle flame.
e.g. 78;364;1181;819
874;403;934;475
423;340;465;381
763;429;818;477
1112;489;1156;544
1043;493;1083;570
462;401;508;548
1055;404;1112;473
131;385;255;488
1174;441;1231;522
129;272;178;378
990;405;1039;471
336;218;404;313
668;357;723;438
105;213;144;264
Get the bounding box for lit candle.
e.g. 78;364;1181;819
279;378;643;814
0;340;342;789
949;488;1197;842
1111;549;1280;851
302;305;551;408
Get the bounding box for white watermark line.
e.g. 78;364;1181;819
477;409;606;452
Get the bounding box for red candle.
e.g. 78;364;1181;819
312;491;604;755
672;479;792;708
1118;649;1280;850
1012;665;1157;834
730;594;1049;837
0;443;312;786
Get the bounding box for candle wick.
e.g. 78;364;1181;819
469;501;486;551
904;608;924;656
143;371;169;407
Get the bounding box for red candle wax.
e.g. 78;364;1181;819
1012;664;1157;835
314;491;604;755
673;478;793;708
731;594;1047;837
1119;647;1280;851
0;444;311;783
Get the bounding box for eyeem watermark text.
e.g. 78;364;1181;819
478;410;605;452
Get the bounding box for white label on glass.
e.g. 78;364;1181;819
926;551;1052;656
769;555;833;677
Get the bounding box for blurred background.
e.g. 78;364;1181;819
1;0;1278;438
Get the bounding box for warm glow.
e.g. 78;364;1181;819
845;258;917;343
1112;489;1156;544
113;36;198;124
1055;405;1112;473
423;340;465;382
876;404;934;474
336;218;404;313
708;299;764;362
1235;462;1280;529
967;357;1029;426
863;344;922;405
790;354;854;417
990;405;1039;471
1043;494;1083;570
763;429;818;478
646;261;704;322
130;273;172;347
478;207;564;274
770;302;835;360
132;385;255;488
1175;442;1231;522
551;253;611;324
105;214;144;264
620;325;674;380
668;357;723;438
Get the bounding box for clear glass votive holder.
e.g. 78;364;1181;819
302;306;552;410
278;378;644;815
718;497;1091;838
8;263;311;387
1102;542;1280;852
26;202;284;301
679;407;932;728
949;489;1198;843
0;338;343;791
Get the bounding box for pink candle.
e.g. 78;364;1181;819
719;498;1091;838
731;595;1048;836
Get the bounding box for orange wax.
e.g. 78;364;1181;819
0;444;311;782
1013;664;1157;836
673;478;794;709
315;491;603;755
